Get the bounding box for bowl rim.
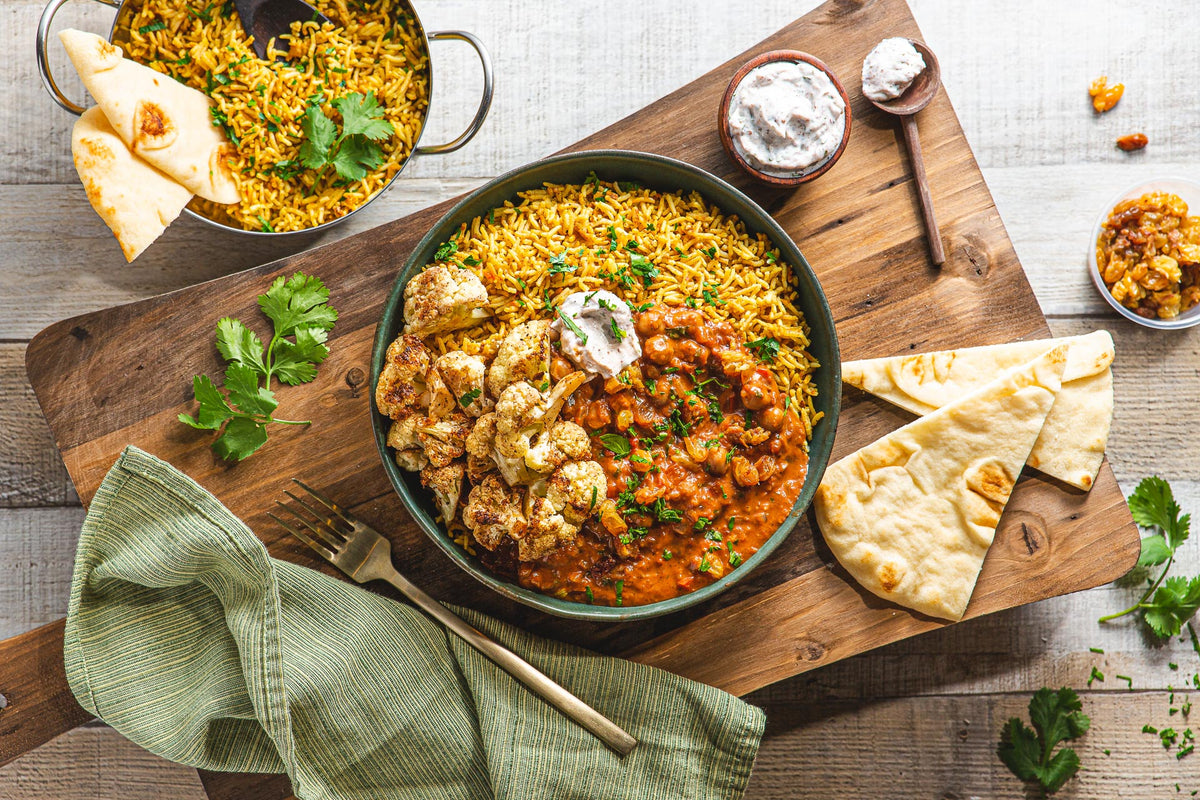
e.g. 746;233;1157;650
371;148;841;621
717;50;853;186
1088;176;1200;330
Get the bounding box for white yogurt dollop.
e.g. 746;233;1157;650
727;60;846;177
861;38;926;102
552;290;642;379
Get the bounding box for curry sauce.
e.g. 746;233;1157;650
518;305;809;606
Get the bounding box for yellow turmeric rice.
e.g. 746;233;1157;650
116;0;429;232
428;176;823;440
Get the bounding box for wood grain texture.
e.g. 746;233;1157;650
8;0;1141;782
3;0;1197;795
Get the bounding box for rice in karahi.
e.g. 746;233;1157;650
116;0;429;232
428;176;823;439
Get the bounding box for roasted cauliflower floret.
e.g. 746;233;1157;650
486;320;551;398
402;264;489;336
525;421;591;474
545;460;607;526
428;351;492;419
421;461;464;524
415;412;472;468
464;412;499;481
387;416;428;472
520;492;578;561
462;474;527;552
375;334;432;420
492;371;588;485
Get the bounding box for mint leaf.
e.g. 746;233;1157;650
215;317;266;374
1139;534;1174;567
298;105;336;169
212;416;269;462
598;433;631;458
258;273;338;335
1143;575;1200;638
333;91;393;141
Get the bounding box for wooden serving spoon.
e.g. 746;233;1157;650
866;40;945;266
233;0;331;60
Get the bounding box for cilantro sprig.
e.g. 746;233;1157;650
1100;476;1200;637
179;273;338;461
298;92;394;181
998;687;1091;796
745;336;780;362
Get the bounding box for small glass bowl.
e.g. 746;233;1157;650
1089;177;1200;330
717;50;852;186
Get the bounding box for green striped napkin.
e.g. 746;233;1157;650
63;447;764;800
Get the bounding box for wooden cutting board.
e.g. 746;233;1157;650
10;0;1138;790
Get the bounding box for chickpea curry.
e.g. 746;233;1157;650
520;305;809;606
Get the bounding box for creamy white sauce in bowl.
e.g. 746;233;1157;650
861;38;926;102
726;59;847;179
552;290;642;378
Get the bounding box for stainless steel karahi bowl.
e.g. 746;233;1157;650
36;0;493;237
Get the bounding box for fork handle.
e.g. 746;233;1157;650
382;571;638;756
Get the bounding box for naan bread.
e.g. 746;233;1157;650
816;345;1067;621
842;331;1115;490
72;106;192;262
59;29;239;204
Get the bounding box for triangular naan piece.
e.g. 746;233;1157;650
72;106;192;262
59;29;240;204
842;331;1114;490
816;345;1067;621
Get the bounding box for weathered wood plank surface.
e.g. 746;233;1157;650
2;0;1199;796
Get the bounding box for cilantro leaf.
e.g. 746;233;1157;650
215;317;265;373
258;273;338;336
330;134;384;182
298;105;336;169
1142;575;1200;637
271;326;330;385
181;271;335;461
998;688;1089;796
1139;534;1174;567
333;91;394;141
1129;476;1190;551
178;374;235;430
212;416;269;462
223;363;277;418
746;337;780;362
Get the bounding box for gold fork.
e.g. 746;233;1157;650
270;479;637;756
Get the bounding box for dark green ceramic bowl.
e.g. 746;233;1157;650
371;150;841;621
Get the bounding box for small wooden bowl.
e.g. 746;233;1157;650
718;50;852;186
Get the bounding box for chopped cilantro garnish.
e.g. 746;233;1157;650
746;337;781;362
459;388;481;407
139;19;167;34
548;251;575;275
699;555;712;573
558;310;588;345
663;550;673;560
629;254;659;287
609;317;627;341
614;580;624;606
585;586;594;604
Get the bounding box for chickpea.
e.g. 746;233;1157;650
635;312;665;338
760;405;786;432
677;339;710;366
585;401;612;429
706;446;729;474
644;335;674;365
740;369;779;411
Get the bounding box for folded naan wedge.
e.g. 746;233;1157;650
59;29;239;204
72;106;192;262
842;331;1114;490
816;345;1067;621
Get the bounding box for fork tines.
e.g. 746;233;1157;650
269;479;355;562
